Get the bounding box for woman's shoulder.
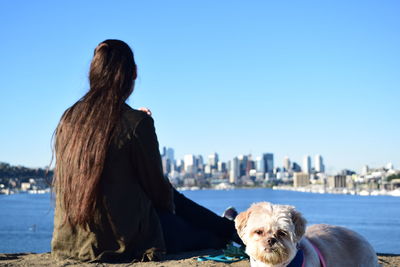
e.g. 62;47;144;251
122;104;151;124
119;104;155;136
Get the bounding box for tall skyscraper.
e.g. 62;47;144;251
166;148;174;162
263;153;274;173
238;155;248;177
161;147;174;175
184;154;195;174
195;155;204;172
229;157;240;184
246;155;255;175
217;161;226;172
315;154;325;173
256;156;265;173
283;156;291;172
208;153;219;169
303;155;311;174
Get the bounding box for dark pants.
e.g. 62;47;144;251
157;189;237;254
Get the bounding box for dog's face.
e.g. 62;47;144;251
235;202;307;266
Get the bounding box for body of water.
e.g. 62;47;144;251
1;188;399;254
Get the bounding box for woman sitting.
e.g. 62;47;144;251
51;39;239;262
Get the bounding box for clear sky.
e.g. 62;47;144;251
0;1;399;173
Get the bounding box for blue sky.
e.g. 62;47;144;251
0;1;399;173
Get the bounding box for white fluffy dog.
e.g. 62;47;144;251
235;202;378;267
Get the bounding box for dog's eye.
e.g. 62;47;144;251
277;230;287;237
254;230;264;235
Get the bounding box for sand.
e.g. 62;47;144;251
0;251;399;267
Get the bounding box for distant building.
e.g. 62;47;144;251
161;147;175;175
386;162;394;170
229;157;240;184
20;182;32;191
246;157;255;176
161;157;171;175
283;156;291;172
341;169;356;176
208;153;219;170
292;162;302;172
184;154;195;174
195;155;204;173
217;161;226;172
263;153;274;174
328;175;347;188
256;156;265;173
238;155;248;177
315;154;325;173
162;147;174;161
303;155;311;174
293;173;310;187
204;164;211;175
362;165;369;175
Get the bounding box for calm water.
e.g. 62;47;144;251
0;189;399;254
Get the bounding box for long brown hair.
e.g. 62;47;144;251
53;39;136;227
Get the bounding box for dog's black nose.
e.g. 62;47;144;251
267;238;277;246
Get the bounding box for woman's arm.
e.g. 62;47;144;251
133;115;174;212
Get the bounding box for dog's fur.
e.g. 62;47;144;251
235;202;378;267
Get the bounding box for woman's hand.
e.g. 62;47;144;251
138;107;152;116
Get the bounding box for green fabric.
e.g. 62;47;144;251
51;104;174;262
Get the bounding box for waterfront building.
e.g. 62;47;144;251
303;155;311;174
293;172;310;187
230;157;240;184
315;154;325;173
328;175;347;188
20;182;31;191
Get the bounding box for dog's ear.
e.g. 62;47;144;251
289;207;307;242
235;210;251;242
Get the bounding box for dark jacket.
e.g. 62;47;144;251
51;104;174;262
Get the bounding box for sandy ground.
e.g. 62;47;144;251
0;251;399;267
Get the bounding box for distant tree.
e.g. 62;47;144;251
0;162;53;180
387;174;400;182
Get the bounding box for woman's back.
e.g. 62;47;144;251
52;104;172;262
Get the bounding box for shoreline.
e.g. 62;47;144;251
272;185;400;197
0;252;398;266
2;185;400;198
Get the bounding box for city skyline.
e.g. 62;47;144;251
162;147;395;176
1;1;399;171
